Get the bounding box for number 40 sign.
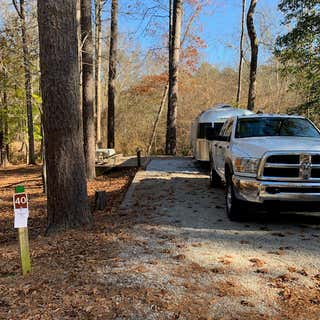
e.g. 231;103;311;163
13;190;29;228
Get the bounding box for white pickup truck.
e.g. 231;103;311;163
208;114;320;220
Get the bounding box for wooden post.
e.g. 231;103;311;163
137;148;141;168
14;185;31;275
94;190;107;210
18;228;31;275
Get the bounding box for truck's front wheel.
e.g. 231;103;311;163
225;174;248;221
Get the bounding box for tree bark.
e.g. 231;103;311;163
247;0;258;111
81;0;96;180
14;0;35;164
169;0;173;54
95;0;102;145
166;0;182;155
3;88;9;166
1;85;9;167
0;111;2;166
236;0;246;106
37;0;92;233
0;67;9;167
77;0;82;109
107;0;118;149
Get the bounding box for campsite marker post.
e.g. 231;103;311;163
13;185;31;275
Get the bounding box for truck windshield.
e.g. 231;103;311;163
235;117;320;138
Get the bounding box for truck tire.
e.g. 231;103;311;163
225;172;248;221
209;160;221;187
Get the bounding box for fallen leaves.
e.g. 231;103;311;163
217;255;233;265
249;258;265;268
0;165;136;319
254;268;268;274
241;299;255;307
173;254;186;261
267;250;286;256
2;165;320;320
216;280;250;298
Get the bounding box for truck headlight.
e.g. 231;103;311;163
234;157;260;174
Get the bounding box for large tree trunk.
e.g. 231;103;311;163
169;0;173;53
77;0;82;109
37;0;92;233
165;0;182;155
81;0;96;180
0;113;3;166
13;0;35;164
107;0;118;149
0;68;9;167
95;0;102;145
3;89;9;167
247;0;258;111
1;86;9;167
236;0;246;106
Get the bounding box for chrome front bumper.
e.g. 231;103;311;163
232;175;320;203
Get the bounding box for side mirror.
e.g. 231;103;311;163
205;127;218;141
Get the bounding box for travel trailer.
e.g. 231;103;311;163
191;104;254;161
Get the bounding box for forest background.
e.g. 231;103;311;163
0;0;314;162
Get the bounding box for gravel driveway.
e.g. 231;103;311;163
102;158;320;320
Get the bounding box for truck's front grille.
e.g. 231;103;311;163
312;155;320;164
266;187;320;194
263;167;299;178
311;169;320;178
267;155;299;164
260;153;320;181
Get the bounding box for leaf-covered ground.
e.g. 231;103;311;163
1;161;320;319
0;165;137;319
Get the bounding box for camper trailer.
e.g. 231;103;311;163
191;104;254;161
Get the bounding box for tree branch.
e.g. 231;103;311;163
12;0;23;20
181;4;202;47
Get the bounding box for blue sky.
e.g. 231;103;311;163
115;0;285;69
198;0;283;67
0;0;285;69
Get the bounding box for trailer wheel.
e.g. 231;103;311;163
225;172;247;221
209;160;221;187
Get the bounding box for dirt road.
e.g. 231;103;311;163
102;157;320;319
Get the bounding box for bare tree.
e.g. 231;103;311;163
247;0;258;111
107;0;118;149
166;0;182;155
37;0;92;233
0;78;9;167
12;0;35;164
147;84;169;155
0;49;9;167
95;0;103;145
81;0;96;179
236;0;246;106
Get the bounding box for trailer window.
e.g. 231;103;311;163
213;122;224;136
197;123;212;138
